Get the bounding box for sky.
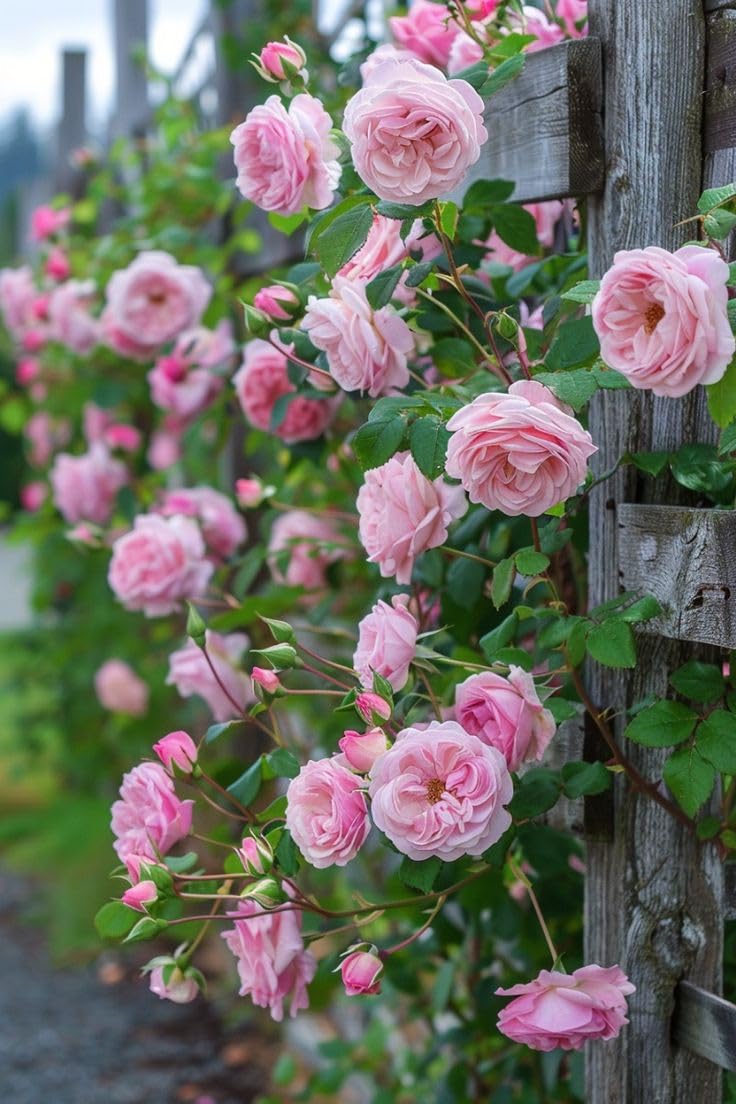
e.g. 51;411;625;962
0;0;206;133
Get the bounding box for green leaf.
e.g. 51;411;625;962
490;32;536;59
446;554;486;609
124;916;166;943
719;423;736;454
490;203;539;255
670;661;725;703
399;855;442;893
95;901;137;940
617;595;662;623
586;620;636;668
312;204;374;277
275;830;300;875
404;261;435;287
625;700;697;748
547;697;579;724
438;200;459;239
432;337;477;377
696;711;736;773
561;280;601;304
704;209;736;239
707;358;736;428
269;211;306;234
698;183;736;212
670;443;734;498
546;316;600;371
629;450;670;476
663;746;715;817
561;761;611;799
462;178;515;212
352;416;407;470
366;264;404;310
479;612;519;659
566;619;588;667
264;747;301;779
164;852;199;874
409;416;450;479
227;757;264;806
491;556;516;609
375;199;435;220
533;369;598;410
515;549;550;576
479;54;525;97
508;768;561;819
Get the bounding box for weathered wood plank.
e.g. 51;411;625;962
705;8;736;153
618;504;736;648
705;0;736;13
584;2;724;1102
456;38;603;205
673;981;736;1070
112;0;149;139
726;862;736;919
55;49;87;193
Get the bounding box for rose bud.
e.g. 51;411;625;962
122;880;158;912
45;246;71;281
148;963;199;1004
21;482;47;511
104;424;142;452
339;728;388;773
355;691;391;725
253;284;300;321
241;876;285;909
237;834;274;875
253;38;308;83
252;666;282;694
235;477;265;509
16;358;40;386
340;950;383;996
152;730;198;774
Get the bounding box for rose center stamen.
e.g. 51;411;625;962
643;302;665;334
426;777;445;805
148;291;167;305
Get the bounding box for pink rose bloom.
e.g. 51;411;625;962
21;482;47;511
45;246;71;281
252;666;281;694
360;43;414;82
159;486;246;560
94;658;149;716
454;666;556;772
513;5;565;51
153;730;198;774
343;57;487;205
25;412;70;468
369;720;513;861
179;320;235;370
253;284;299;321
122;879;157;911
340;950;383;996
496;964;635;1051
484;201;564;271
234;339;339;444
303;277;414;396
167;629;252;721
555;0;588;36
268;509;346;589
149;966;199;1004
102;251;211;356
353;595;418;692
105;424;141;452
82;402;112;444
286;758;371;868
230;93;341;215
235;477;266;509
591;245;735;398
30;205;70;240
255;38;308;82
221;893;316;1021
448;30;485;75
147;423;183;471
50;444;127;525
0;266;37;341
16;357;40;386
339;728;388;773
148;354;222;421
446;381;597;516
338;214;441;303
355;691;392;725
357;452;467;584
111;761;194;863
48;279;99;355
108;514;214;617
389;0;459;68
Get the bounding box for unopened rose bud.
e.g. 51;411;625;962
125;853;156;883
252;666;281;695
252;643;298;669
355;691;391;725
16;358;40;386
253;284;300;322
253;38;308;84
122;880;158;912
241;876;285;908
30;204;70;241
104;424;142;452
21;482;47;512
340;950;383;996
237;834;274;875
148;962;199;1004
153;730;198;774
45;246;71;281
235;477;265;508
339;728;388;773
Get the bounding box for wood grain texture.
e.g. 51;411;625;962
584;2;724;1101
673;981;736;1070
705;0;736;12
705;9;736;153
455;39;604;204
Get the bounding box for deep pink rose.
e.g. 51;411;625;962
591;245;735;398
389;0;459;68
50;444;127;525
343;57;487;205
340;951;383;996
353;595;418;692
102;251;211;356
48;279;99;354
369;720;513;861
268;509;346;589
484;201;564;271
253;284;300;321
286;757;371;868
339;728;388;773
357;451;467;584
255;38;308;82
234;339;339;444
252;666;281;694
21;482;47;511
221;893;316;1021
30;205;70;240
153;730;198;774
0;266;38;342
496;964;635;1051
338;213;441;304
159;486;246;561
230;93;341;215
105;424;141;452
122;880;157;911
108;514;214;617
111;760;194;863
149;966;199;1004
45;246;71;281
446;380;597;516
167;630;252;722
16;358;40;386
148;321;232;420
454;666;556;771
94;659;149;716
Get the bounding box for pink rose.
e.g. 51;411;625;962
45;246;71;281
513;5;565;51
105;424;141;452
167;630;252;722
496;964;635;1051
153;730;198;774
111;760;194;863
147;424;183;471
30;205;70;240
252;666;281;693
268;509;346;590
16;358;40;386
0;266;38;342
445;381;597;516
360;43;414;82
148;355;222;421
108;514;214;617
149;965;199;1004
234;339;339;444
235;477;266;509
355;691;392;725
447;31;485;76
353;595;418;692
237;835;273;875
455;666;556;771
369;720;513;861
337;213;442;304
94;658;149;716
340;950;383;996
122;880;157;911
343;57;487;205
339;728;388;773
357;452;467;584
230;93;341;215
286;758;371;868
48;279;99;355
303;276;414;396
253;284;300;321
21;482;47;511
50;444;127;525
556;0;588;36
102;251;211;356
484;201;564;271
591;245;735;398
177;320;236;370
389;0;459;68
159;486;246;561
255;38;308;82
25;412;70;468
221;892;316;1021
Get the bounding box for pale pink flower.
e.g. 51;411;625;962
153;730;198;774
148;355;222;421
255;38;308;82
82;402;112;444
253;284;299;321
496;965;635;1051
21;482;47;511
389;0;459;68
343;57;487;205
555;0;588;36
50;444;127;525
25;411;69;468
341;951;383;996
234;339;339;444
30;205;70;240
111;761;194;863
286;758;371;868
268;509;346;590
104;424;141;452
108;514;214;617
159;486;246;561
149;966;199;1004
47;279;99;354
513;5;565;50
122;880;157;911
0;266;37;342
591;245;735;398
147;424;183;471
354;595;418;692
235;477;266;509
484;201;564;271
94;658;149;716
337;214;441;303
360;43;414;82
445;380;596;516
230;94;341;215
45;246;71;281
339;728;388;774
369;720;513;861
447;30;485;75
167;630;252;722
357;452;467;584
454;666;556;772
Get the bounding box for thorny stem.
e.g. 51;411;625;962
300;659;352;691
440;545;497;569
508;858;559;964
200;641;276;745
382;894;447;957
298;642;356;677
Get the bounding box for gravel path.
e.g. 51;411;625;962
0;870;272;1104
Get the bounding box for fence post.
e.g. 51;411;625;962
55;48;87;193
585;3;725;1101
111;0;149;138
